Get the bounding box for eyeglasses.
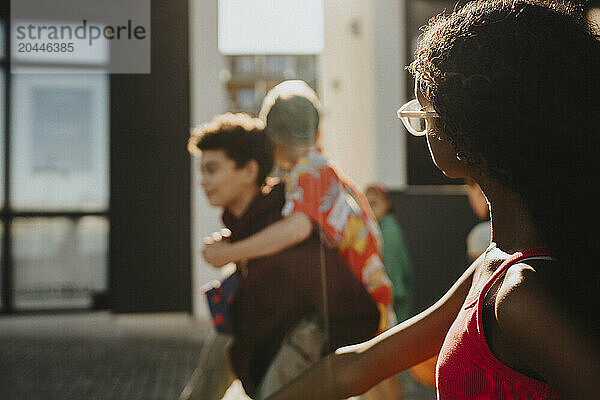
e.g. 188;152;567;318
397;99;440;136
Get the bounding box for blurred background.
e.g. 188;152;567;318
0;1;598;399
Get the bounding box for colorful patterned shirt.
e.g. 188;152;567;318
282;147;395;330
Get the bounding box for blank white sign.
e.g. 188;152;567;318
218;0;324;55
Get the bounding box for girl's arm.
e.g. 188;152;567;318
267;262;478;400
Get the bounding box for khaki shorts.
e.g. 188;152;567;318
254;316;326;399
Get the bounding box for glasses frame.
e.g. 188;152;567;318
397;99;440;136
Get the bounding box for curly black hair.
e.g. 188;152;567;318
188;113;274;186
410;0;600;289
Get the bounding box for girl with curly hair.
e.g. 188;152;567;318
266;1;600;398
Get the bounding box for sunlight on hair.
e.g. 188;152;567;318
188;112;264;155
588;8;600;31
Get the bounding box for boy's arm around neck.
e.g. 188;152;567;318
230;212;313;261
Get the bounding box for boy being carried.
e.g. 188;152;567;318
203;81;395;332
189;113;379;399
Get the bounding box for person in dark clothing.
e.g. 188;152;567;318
186;112;379;399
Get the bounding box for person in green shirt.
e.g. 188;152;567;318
365;184;414;322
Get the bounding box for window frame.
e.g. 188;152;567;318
0;8;110;314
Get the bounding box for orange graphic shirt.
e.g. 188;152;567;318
282;147;395;330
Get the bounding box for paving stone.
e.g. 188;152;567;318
0;313;438;400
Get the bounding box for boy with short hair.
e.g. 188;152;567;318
188;112;379;399
203;81;395;332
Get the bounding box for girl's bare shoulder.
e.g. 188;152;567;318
494;260;600;398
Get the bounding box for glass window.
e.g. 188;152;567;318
12;216;108;310
0;69;4;208
232;56;255;75
0;223;3;309
1;20;4;309
235;88;256;110
0;20;4;60
225;55;317;114
10;73;109;211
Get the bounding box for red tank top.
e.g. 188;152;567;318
436;246;561;399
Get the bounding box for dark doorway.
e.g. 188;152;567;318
110;0;191;313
